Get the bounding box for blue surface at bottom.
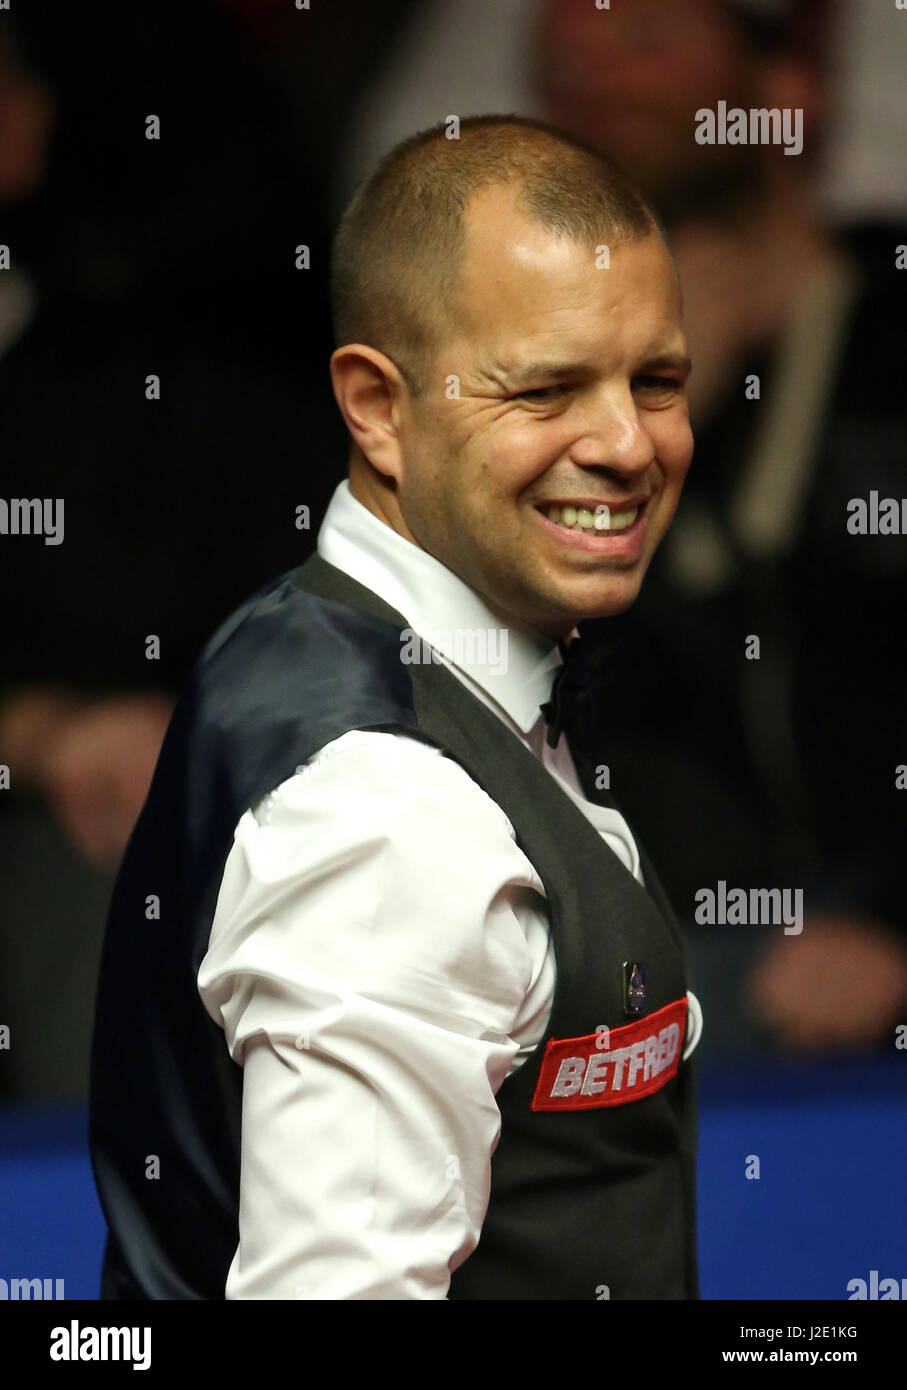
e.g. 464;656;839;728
0;1106;106;1300
1;1052;905;1300
696;1052;907;1299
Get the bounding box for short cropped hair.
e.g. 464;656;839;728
330;114;657;399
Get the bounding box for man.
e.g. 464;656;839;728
90;115;702;1300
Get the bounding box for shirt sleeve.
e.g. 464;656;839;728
196;727;548;1300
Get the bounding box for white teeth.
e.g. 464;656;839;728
545;504;638;534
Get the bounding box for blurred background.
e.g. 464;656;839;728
1;0;905;1298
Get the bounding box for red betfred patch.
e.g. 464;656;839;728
530;997;689;1112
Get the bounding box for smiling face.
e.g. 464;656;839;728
342;183;694;639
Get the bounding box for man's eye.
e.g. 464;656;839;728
516;385;569;401
633;375;680;391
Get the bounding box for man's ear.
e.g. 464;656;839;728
329;345;408;484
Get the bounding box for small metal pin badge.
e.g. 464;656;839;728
622;960;646;1016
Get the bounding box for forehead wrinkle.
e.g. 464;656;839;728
469;305;600;375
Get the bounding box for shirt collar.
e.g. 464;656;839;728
316;479;570;736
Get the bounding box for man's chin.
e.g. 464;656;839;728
547;576;646;628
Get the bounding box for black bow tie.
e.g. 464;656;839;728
540;634;600;749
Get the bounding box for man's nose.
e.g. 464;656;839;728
568;393;656;475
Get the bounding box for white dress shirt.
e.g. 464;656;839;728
197;479;702;1300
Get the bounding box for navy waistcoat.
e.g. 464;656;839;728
89;551;699;1299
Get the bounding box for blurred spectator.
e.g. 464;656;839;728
330;0;907;227
0;4;349;1100
818;0;907;222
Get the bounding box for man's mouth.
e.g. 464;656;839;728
534;499;648;535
